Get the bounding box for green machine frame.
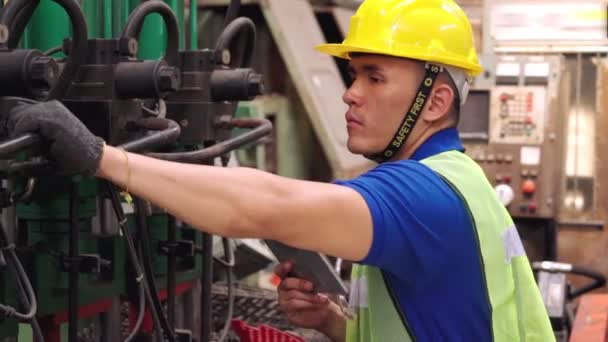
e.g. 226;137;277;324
5;1;202;341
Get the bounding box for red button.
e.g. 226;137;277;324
503;176;512;183
528;203;537;213
522;180;536;195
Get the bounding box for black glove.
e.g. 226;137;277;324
7;100;104;175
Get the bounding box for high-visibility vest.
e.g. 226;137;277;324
346;150;554;342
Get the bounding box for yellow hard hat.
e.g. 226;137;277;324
316;0;483;78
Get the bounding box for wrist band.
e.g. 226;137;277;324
118;148;132;203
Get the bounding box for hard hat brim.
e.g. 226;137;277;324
316;43;373;60
316;43;484;77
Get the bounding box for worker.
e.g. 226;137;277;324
3;0;553;340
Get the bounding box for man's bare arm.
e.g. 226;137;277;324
98;145;373;261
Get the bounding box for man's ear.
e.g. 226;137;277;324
423;83;455;122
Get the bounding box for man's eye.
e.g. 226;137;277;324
370;76;382;83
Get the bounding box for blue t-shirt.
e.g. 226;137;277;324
335;128;492;341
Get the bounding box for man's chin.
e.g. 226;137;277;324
347;141;377;156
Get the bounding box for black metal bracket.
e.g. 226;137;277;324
59;253;111;275
158;240;196;258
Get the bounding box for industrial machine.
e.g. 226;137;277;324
0;0;271;341
0;1;596;341
461;54;570;262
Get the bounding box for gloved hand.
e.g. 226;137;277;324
6;100;104;175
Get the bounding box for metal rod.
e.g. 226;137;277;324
201;232;213;342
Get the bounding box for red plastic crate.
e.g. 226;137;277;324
231;319;306;342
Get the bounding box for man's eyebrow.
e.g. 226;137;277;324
348;64;384;74
360;64;384;73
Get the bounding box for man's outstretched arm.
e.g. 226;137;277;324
98;145;373;261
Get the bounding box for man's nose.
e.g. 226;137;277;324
343;82;362;107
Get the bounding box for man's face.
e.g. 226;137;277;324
343;54;424;156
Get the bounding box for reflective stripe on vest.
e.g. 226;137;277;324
345;150;555;342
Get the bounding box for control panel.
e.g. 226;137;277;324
462;55;568;220
468;144;557;218
491;86;547;144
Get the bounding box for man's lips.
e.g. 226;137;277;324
345;111;363;127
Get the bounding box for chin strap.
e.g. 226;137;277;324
366;63;442;163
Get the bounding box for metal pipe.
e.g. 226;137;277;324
118;117;181;153
148;118;272;163
11;0;89;100
45;0;88;100
5;0;38;47
223;0;241;29
0;159;52;176
0;0;35;46
104;0;113;39
0;134;39;159
189;0;197;50
214;17;255;68
120;1;180;66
